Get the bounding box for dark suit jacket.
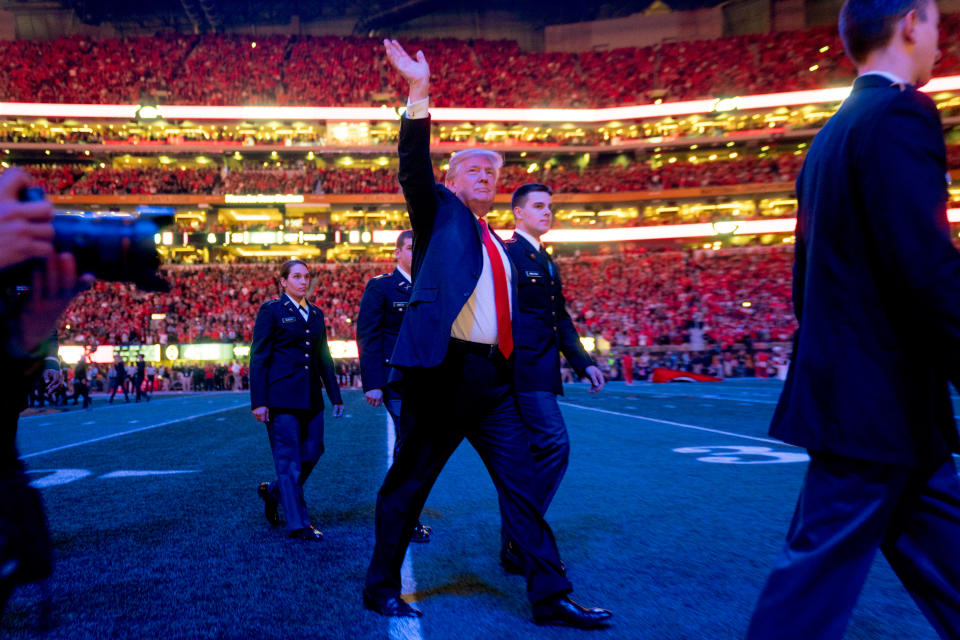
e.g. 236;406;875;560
250;295;342;412
770;74;960;466
390;116;519;369
506;233;594;395
357;268;412;392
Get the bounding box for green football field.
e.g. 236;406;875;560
6;380;951;639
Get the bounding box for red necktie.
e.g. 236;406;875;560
478;217;513;359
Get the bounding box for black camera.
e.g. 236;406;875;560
13;187;172;293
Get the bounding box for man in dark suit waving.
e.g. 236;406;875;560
499;183;604;573
362;40;611;629
746;1;960;638
356;228;431;543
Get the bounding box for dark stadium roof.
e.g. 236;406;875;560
3;0;727;31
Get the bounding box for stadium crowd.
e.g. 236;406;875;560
57;247;796;353
21;148;892;196
1;15;959;108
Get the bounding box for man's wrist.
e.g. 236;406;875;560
405;95;429;119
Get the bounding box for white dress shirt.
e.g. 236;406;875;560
285;293;309;321
451;218;514;345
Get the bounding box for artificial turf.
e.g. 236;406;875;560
5;381;948;639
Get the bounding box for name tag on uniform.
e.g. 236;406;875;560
525;270;543;277
281;316;297;324
393;301;408;310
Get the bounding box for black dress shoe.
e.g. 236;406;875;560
410;523;431;543
500;545;523;575
533;596;612;629
363;592;422;618
288;525;323;541
257;482;280;526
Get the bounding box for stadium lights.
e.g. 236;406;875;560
1;74;958;123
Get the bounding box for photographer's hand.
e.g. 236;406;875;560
16;252;92;354
0;168;54;270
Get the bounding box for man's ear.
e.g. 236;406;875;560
901;9;920;46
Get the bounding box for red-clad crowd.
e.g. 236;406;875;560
558;247;797;349
57;248;797;351
2;16;960;108
27;143;960;198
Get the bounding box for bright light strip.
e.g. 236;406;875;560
372;229;402;244
535;218;798;243
949;208;960;223
2;75;957;123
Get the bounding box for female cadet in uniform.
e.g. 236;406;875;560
250;260;343;540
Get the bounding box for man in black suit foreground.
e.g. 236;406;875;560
362;40;611;629
747;1;960;638
499;183;604;573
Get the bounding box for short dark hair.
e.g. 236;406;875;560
839;0;930;65
511;183;553;212
396;229;413;249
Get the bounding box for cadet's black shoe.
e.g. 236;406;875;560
363;592;422;618
410;523;431;543
533;596;612;629
288;525;323;541
257;482;280;526
500;545;523;575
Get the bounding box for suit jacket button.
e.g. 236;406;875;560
305;341;310;345
306;329;310;333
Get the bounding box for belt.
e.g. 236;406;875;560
449;337;500;359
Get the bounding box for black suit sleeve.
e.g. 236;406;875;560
249;303;274;409
554;271;594;377
398;116;438;234
859;91;960;340
357;279;387;392
315;311;343;405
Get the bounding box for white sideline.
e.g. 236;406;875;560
557;402;795;446
21;403;248;459
386;412;424;640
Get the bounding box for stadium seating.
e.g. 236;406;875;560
58;247;796;350
1;16;958;108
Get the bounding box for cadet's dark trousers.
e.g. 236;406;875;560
134;375;148;402
265;409;325;533
364;340;572;606
383;385;405;456
747;450;960;640
500;391;570;554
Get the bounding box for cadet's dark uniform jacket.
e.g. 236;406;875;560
506;233;594;395
356;268;412;393
250;295;342;411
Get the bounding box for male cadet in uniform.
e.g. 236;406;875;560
499;183;605;573
363;39;611;629
746;1;960;638
356;228;431;543
134;353;149;402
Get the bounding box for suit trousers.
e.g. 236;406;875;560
747;450;960;640
501;390;570;553
364;343;573;605
265;410;325;532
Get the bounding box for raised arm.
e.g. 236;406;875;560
384;39;437;232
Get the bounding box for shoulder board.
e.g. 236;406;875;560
264;298;281;306
505;237;518;244
372;273;392;280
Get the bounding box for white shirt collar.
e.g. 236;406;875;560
514;228;543;251
860;70;909;86
284;292;307;309
396;266;412;283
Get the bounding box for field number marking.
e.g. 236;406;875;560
674;445;809;464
